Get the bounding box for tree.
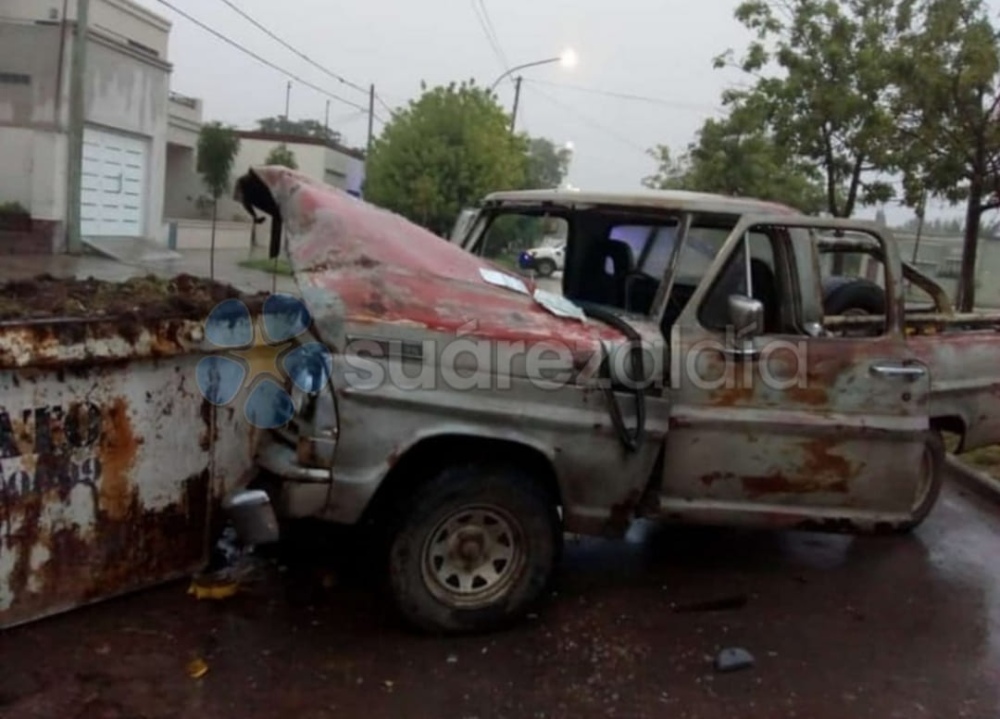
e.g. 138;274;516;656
265;143;298;169
716;0;905;219
892;0;1000;311
257;116;342;144
643;103;827;213
364;80;527;235
196;121;240;277
523;137;572;189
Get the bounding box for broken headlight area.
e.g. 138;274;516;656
280;343;338;469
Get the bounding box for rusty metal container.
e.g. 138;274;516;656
0;308;259;630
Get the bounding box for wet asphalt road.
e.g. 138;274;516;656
1;477;998;719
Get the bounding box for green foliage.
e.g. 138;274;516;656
893;0;1000;206
265;143;298;170
0;201;28;215
238;257;294;276
523;137;572;189
363;80;527;235
643;102;826;213
891;0;1000;309
257;116;342;144
196;122;240;201
717;0;906;216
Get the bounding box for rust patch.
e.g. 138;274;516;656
742;473;849;498
785;385;828;406
199;400;215;452
98;397;140;521
607;488;642;536
801;437;855;481
701;471;736;487
2;470;211;628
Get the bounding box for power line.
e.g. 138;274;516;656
153;0;373;115
521;84;652;157
524;78;723;113
469;0;508;75
211;0;369;96
374;93;395;117
476;0;509;69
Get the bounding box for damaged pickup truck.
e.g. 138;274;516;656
228;169;1000;634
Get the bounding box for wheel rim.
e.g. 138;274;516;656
420;504;526;609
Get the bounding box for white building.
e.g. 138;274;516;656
0;0;171;255
232;131;366;196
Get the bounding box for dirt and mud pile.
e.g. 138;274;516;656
0;273;267;323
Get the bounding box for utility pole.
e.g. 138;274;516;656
324;99;330;138
509;76;522;134
284;81;291;121
65;0;89;255
366;83;375;155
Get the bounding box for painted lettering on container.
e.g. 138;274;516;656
0;402;103;501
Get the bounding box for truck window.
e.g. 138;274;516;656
696;231;781;334
817;232;939;336
476;213;569;268
658;226;772;338
600;221;681;314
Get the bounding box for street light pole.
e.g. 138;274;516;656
489;48;576;134
488;48;577;91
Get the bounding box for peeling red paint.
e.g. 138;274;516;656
244;168;628;358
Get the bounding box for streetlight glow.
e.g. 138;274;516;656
560;48;578;69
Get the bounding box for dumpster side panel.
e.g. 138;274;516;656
0;355;254;629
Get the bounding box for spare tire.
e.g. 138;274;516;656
822;276;886;316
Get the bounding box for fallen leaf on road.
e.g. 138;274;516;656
187;658;209;679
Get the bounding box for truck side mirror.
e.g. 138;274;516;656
726;294;763;357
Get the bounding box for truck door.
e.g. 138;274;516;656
659;215;936;532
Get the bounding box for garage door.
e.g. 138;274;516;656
80;127;147;237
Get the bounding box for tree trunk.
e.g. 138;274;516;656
958;186;982;313
210;197;218;280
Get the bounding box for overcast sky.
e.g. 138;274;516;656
138;0;996;225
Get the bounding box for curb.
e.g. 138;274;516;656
944;453;1000;500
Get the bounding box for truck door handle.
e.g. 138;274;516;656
869;362;927;380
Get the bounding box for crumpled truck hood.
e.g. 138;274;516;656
234;166;641;371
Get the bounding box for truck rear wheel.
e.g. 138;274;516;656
886;431;945;534
387;464;561;634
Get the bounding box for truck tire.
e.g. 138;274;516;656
884;431;945;534
387;463;561;634
822;277;886;316
535;258;557;277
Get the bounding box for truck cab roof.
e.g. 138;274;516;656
478;188;804;218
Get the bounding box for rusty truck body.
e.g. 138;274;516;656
228;167;1000;634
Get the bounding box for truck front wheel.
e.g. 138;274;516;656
387;464;561;634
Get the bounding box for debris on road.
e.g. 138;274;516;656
187;657;210;679
188;575;240;601
714;647;755;673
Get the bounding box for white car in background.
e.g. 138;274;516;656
518;238;565;277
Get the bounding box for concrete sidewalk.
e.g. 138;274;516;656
0;247;298;295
